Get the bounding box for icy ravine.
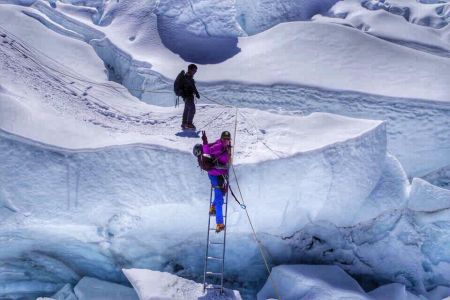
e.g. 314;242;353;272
0;112;387;300
3;120;450;299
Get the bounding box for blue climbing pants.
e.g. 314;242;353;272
208;174;224;225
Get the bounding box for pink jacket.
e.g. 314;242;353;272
202;139;230;176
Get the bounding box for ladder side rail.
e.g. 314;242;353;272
220;181;230;293
203;186;214;292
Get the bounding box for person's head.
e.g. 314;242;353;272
221;131;231;146
187;64;198;76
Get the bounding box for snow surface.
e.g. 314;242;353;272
15;0;450;102
313;0;450;56
123;268;242;300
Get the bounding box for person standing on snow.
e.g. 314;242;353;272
201;130;232;233
178;64;200;129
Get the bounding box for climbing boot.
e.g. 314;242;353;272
215;224;225;233
209;205;216;216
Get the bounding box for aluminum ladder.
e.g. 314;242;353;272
202;182;230;294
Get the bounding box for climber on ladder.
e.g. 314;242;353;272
200;130;232;233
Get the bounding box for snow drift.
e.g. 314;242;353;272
123;268;242;300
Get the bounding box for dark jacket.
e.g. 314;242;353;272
182;74;199;100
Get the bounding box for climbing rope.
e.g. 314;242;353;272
229;107;282;300
237;111;283;159
196;108;230;131
229;164;282;300
202;94;234;108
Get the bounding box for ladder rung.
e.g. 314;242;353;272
205;285;223;290
206;272;223;276
209;242;224;245
207;256;223;261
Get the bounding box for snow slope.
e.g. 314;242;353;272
3;0;448;177
313;0;450;57
14;0;450;102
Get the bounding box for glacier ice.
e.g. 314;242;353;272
1;107;450;299
51;283;77;300
257;265;426;300
73;277;138;300
257;265;367;300
408;178;450;212
1;0;450;299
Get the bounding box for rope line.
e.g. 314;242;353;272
229;109;282;300
230;165;282;300
202;94;234;108
238;111;283;159
197;108;229;131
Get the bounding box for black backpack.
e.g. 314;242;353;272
193;144;215;171
174;70;185;97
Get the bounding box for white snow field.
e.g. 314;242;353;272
1;0;448;176
1;0;450;299
313;0;450;57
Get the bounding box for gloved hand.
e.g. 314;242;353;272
196;93;200;99
227;145;232;153
201;131;208;145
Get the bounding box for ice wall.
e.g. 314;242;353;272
235;0;341;35
262;176;450;295
0;118;388;298
2;106;450;298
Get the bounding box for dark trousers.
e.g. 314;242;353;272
182;97;196;125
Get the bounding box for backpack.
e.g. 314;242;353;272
174;70;185;97
193;144;215;171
